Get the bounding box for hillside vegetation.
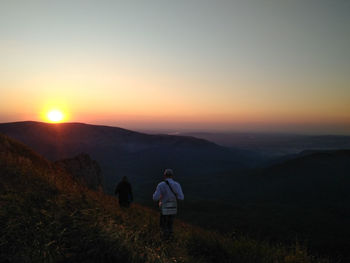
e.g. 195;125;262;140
0;133;329;263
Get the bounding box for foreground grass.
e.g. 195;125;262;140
0;134;330;263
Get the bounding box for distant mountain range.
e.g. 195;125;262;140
181;131;350;157
181;149;350;260
0;121;263;197
1;131;327;263
1;121;350;261
250;149;350;203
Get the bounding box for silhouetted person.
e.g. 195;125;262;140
153;169;184;241
115;176;133;208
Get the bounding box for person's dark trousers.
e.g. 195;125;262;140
160;214;175;240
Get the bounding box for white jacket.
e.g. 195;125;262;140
153;178;184;203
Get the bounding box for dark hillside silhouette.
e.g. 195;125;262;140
0;132;328;262
1;122;349;261
178;150;350;261
0;121;264;197
55;153;103;191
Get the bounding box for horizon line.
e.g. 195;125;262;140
1;120;350;137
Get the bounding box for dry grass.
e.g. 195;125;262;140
0;133;330;263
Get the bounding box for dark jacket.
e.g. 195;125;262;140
115;181;133;206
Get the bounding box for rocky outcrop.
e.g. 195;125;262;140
55;153;103;191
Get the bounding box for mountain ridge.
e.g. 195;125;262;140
0;132;326;263
0;121;262;196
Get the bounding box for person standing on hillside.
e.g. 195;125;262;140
115;176;133;208
153;169;184;240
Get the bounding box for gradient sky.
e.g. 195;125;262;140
1;0;349;134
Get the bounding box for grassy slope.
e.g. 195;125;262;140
0;133;329;263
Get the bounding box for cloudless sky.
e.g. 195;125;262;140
1;0;349;134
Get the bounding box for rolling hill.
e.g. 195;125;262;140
180;150;350;261
0;132;326;263
1;121;349;261
0;121;264;198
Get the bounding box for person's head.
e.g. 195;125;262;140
122;176;128;182
163;168;174;178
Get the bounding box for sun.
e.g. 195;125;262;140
47;110;64;123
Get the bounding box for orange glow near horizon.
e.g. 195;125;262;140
1;1;350;135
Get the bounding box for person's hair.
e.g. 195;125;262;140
122;176;128;181
164;169;174;177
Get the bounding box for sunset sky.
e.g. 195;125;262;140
1;0;349;134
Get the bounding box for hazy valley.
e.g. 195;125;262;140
1;129;332;263
1;121;350;261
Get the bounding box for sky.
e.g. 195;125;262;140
1;0;349;134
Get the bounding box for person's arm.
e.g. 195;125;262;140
176;183;184;200
153;183;162;201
